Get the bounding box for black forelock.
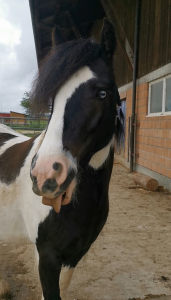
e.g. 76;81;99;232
30;38;101;114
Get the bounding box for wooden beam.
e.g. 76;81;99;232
41;16;54;27
66;10;82;39
39;0;56;10
29;0;40;65
100;0;133;73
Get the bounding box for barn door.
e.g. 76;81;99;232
116;98;126;156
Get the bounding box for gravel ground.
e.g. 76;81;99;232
0;162;171;300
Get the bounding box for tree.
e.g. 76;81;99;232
20;91;52;118
20;91;31;115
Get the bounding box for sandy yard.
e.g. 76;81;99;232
0;162;171;300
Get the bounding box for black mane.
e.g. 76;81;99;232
31;39;101;113
31;34;124;143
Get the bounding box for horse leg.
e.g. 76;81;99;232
60;247;90;300
59;266;74;300
38;246;62;300
39;263;74;300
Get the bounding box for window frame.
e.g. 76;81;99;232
148;74;171;117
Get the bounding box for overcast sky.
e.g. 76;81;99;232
0;0;37;113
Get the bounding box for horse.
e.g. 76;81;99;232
0;19;123;300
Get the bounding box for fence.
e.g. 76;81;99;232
0;117;49;134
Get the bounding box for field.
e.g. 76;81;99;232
1;118;48;137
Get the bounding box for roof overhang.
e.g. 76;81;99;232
29;0;105;65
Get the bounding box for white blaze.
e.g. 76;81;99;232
37;66;95;162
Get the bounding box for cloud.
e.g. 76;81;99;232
0;19;21;47
0;0;37;113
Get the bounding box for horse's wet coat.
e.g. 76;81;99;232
0;20;123;300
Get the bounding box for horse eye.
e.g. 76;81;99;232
98;91;106;99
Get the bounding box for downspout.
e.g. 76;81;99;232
130;0;141;172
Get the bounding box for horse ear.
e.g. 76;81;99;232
52;25;66;46
100;18;117;60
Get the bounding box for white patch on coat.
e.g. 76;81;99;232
36;66;95;166
0;135;29;155
59;265;74;300
0;124;29;157
89;136;114;169
0;133;52;244
0;124;24;136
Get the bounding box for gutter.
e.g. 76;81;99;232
130;0;141;172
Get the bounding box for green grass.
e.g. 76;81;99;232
24;134;37;137
5;119;48;130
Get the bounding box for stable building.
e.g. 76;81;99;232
29;0;171;189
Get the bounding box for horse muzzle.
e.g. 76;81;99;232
30;154;77;212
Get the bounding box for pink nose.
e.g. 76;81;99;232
30;157;69;198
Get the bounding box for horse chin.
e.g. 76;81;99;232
42;179;76;213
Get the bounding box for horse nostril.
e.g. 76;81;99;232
42;178;58;194
53;162;61;171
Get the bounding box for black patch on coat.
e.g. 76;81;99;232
54;168;76;197
36;149;114;299
62;57;117;166
0;136;37;184
0;133;17;148
42;178;58;194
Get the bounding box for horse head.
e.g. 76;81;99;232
30;19;120;212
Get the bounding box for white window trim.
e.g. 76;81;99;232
147;74;171;117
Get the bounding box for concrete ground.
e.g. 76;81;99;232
0;162;171;300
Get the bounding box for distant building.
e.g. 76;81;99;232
0;111;27;125
0;112;10;117
0;112;10;124
10;111;26;124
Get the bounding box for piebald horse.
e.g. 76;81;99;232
0;19;122;300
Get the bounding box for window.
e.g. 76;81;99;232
148;75;171;116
